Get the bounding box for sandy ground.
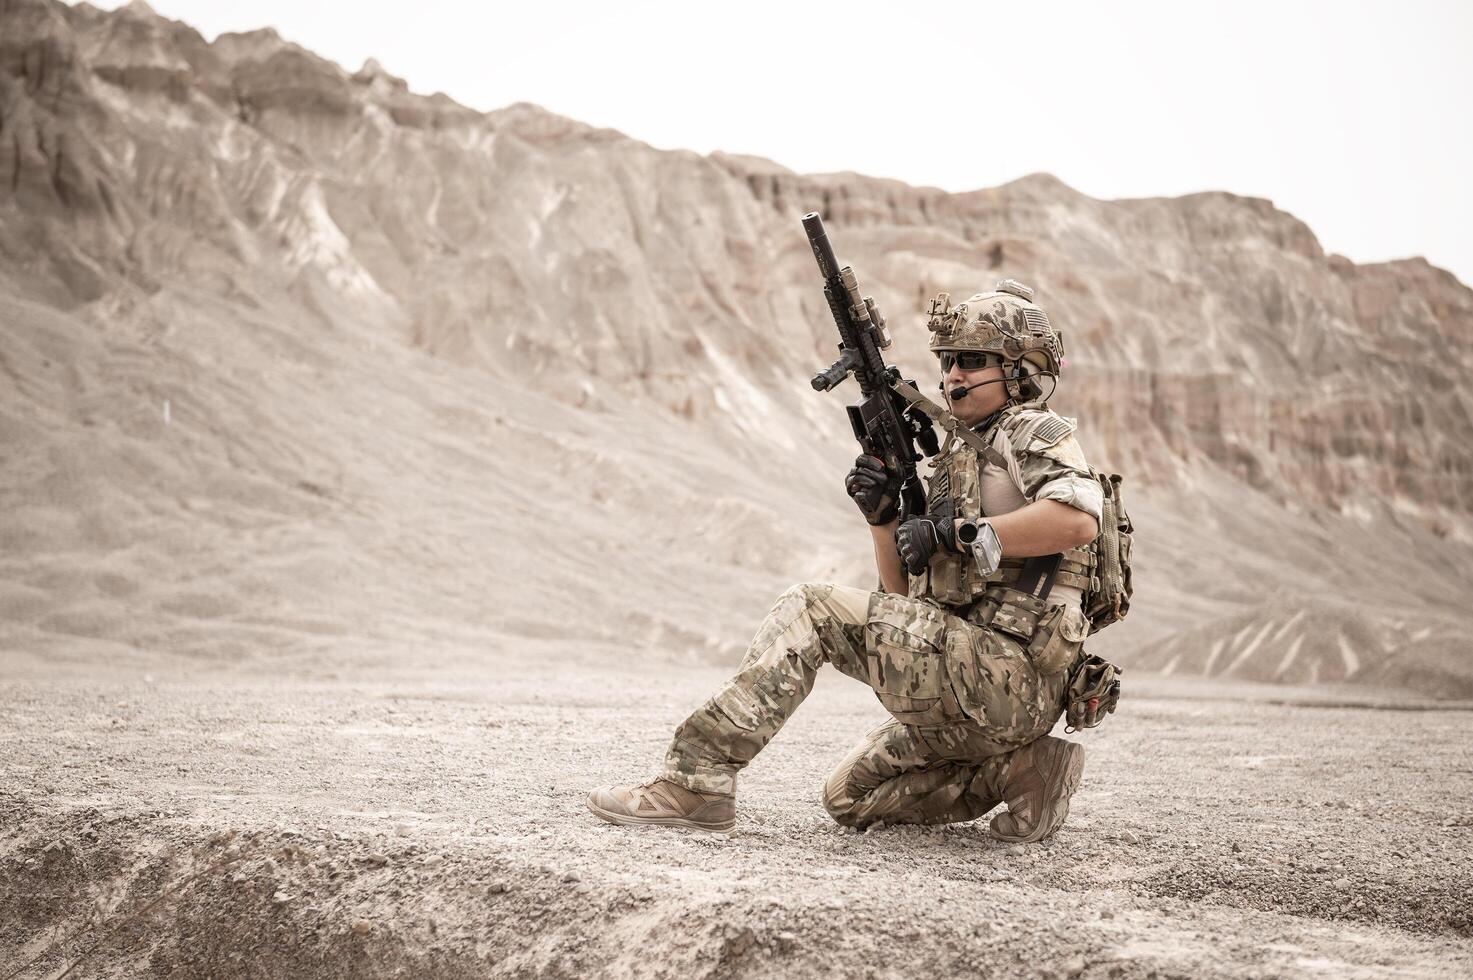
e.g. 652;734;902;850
2;649;1470;980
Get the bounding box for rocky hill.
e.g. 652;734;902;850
2;0;1471;696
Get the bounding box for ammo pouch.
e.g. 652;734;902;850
1064;655;1122;733
983;586;1046;642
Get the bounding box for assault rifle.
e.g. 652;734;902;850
802;212;939;520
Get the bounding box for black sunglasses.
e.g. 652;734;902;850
938;351;1002;372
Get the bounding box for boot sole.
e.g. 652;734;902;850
585;796;736;834
991;740;1085;844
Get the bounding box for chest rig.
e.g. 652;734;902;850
902;402;1097;644
908;439;993;607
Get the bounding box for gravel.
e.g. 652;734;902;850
1;663;1470;979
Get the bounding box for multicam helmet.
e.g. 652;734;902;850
926;279;1065;402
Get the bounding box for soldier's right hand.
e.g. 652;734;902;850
845;455;901;525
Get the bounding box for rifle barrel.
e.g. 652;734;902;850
802;212;840;281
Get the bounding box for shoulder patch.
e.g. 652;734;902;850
1002;408;1076;449
1028;414;1075;447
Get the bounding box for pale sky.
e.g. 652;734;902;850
96;0;1473;285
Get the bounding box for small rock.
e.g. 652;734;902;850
1100;910;1115;920
776;931;798;951
422;855;443;868
271;890;293;904
1061;955;1086;977
1231;842;1242;853
1332;877;1352;889
351;920;372;935
488;882;508;895
1120;831;1140;845
394;824;411;836
561;871;580;883
363;853;390;867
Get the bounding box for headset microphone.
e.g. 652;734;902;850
946;377;1010;401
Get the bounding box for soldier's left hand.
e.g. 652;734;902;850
895;514;958;575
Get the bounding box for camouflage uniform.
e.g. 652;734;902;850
662;404;1101;827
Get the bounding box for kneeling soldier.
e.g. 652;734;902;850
589;281;1101;842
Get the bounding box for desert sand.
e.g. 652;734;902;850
3;1;1472;977
4;653;1472;979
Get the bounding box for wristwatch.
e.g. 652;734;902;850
956;519;1002;575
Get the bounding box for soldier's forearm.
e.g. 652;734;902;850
962;501;1097;557
868;520;908;594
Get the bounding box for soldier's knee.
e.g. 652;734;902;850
784;582;832;607
772;582;839;627
820;768;861;826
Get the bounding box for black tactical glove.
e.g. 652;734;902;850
845;455;902;526
895;514;959;575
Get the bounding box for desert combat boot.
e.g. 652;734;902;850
587;779;736;833
989;736;1085;844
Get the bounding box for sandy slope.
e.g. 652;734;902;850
3;652;1470;979
4;0;1473;701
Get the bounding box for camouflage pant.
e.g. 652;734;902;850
663;583;1076;826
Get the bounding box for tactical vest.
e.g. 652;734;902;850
906;404;1097;633
889;382;1133;641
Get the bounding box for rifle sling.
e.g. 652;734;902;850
889;379;1011;470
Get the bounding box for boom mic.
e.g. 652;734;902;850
947;377;1010;401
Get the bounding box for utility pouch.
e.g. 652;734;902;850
987;587;1047;642
1064;654;1122;733
1026;604;1090;675
1083;471;1134;635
